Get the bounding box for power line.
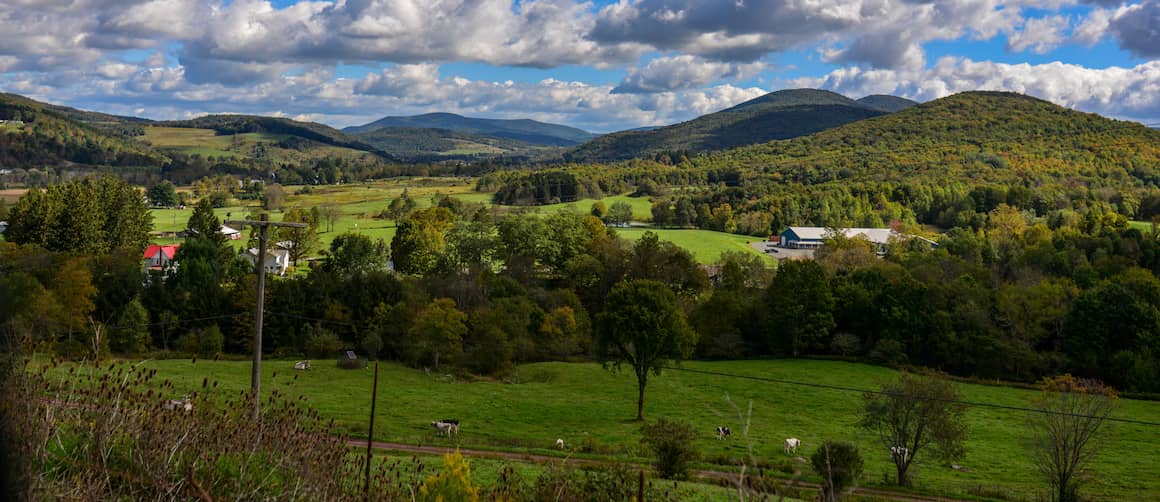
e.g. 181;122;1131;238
102;313;247;333
265;311;359;327
661;365;1160;427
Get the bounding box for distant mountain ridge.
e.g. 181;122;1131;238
565;89;900;163
856;95;919;112
344;112;595;147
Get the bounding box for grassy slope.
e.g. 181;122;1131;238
99;358;1160;500
141;126;374;162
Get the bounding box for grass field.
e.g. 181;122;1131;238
144;180;770;265
614;227;776;264
80;358;1160;500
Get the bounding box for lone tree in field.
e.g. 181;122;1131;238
1028;375;1117;502
596;280;696;420
860;372;968;486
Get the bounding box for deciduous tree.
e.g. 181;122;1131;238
596;280;696;420
1028;375;1117;502
860;372;968;486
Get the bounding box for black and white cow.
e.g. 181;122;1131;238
716;426;732;440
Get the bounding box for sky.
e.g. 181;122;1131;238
0;0;1158;133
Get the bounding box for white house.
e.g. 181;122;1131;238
0;221;7;234
243;247;291;276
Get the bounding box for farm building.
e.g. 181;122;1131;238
778;227;896;249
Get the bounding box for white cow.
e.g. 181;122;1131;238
890;445;910;463
783;437;801;455
431;420;459;437
556;438;565;449
164;396;193;411
716;426;732;440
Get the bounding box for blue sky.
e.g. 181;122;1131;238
1;0;1158;132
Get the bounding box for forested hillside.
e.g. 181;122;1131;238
489;91;1160;232
345;112;595;146
564;89;890;162
0;93;166;170
0;94;445;185
856;94;919;112
352;126;558;161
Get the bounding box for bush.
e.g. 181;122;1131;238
418;451;479;502
810;441;863;502
303;325;342;358
361;332;383;361
176;324;223;357
640;418;699;480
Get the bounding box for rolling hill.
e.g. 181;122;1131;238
702;91;1160;185
564;89;893;162
856;94;919;112
0;93;166;169
0;94;397;174
344;112;595;146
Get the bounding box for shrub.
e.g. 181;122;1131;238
303;325;342;358
176;324;223;357
810;441;864;502
640;418;699;480
361;332;383;361
418;451;479;502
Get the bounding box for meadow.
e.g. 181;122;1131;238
146;179;772;264
84;357;1160;501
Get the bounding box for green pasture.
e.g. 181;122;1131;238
613;227;775;265
76;358;1160;500
146;182;767;265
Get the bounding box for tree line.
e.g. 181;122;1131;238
4;178;1160;395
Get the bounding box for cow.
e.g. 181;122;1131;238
890;445;909;463
431;420;459;437
556;438;565;449
716;426;732;440
164;396;193;412
783;437;801;455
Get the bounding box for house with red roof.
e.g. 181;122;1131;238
143;244;180;272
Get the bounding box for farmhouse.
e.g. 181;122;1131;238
243;247;291;276
0;221;7;234
143;244;180;271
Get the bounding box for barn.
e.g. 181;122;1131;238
778;226;897;250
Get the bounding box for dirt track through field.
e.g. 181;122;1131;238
346;438;976;502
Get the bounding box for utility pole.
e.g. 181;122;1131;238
226;213;306;420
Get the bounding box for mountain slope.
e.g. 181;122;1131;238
0;93;166;168
856;95;919;112
565;89;889;162
709;91;1160;185
345;112;595;146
